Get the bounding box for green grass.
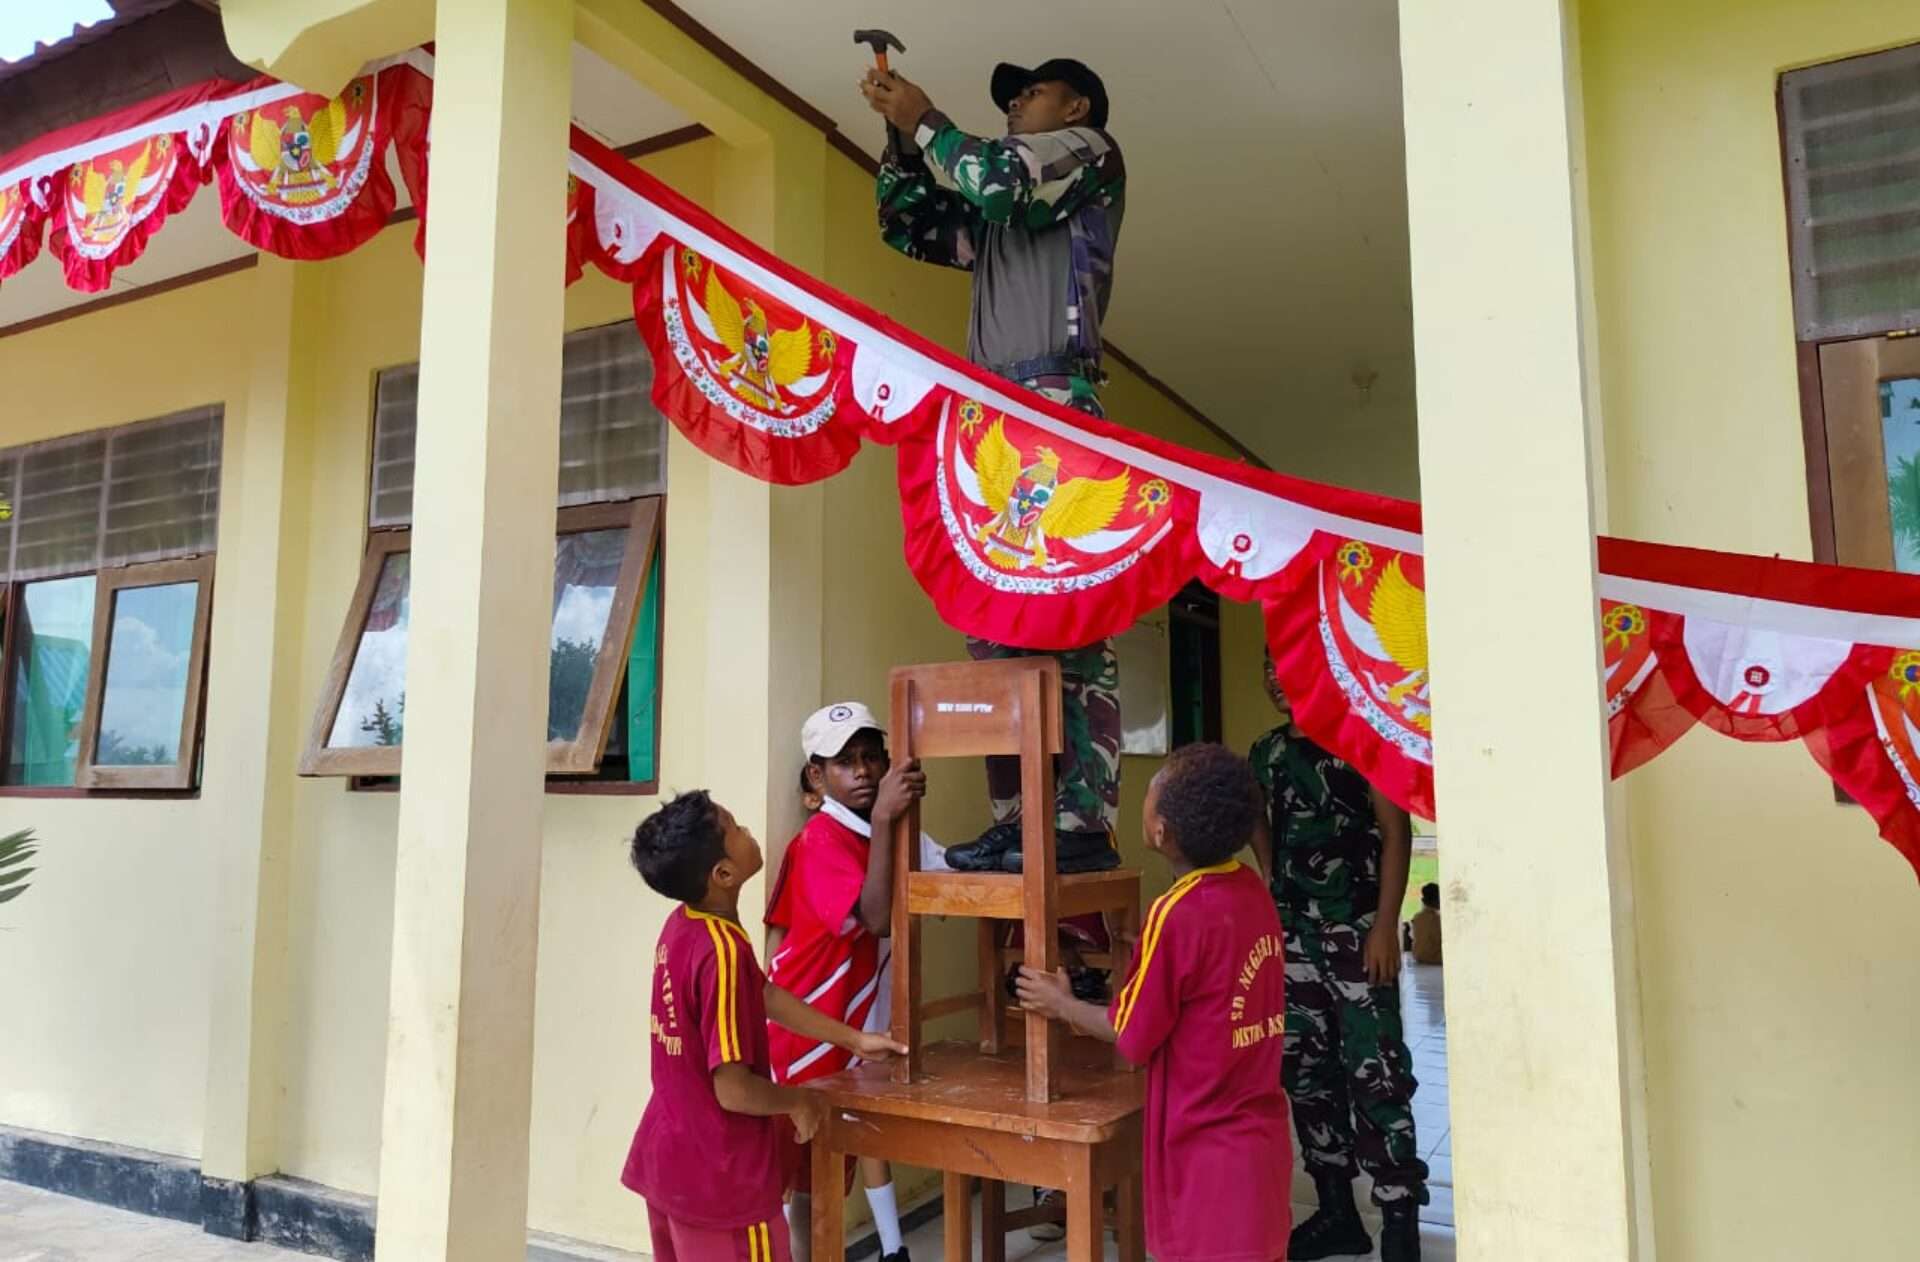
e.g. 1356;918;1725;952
1401;852;1439;922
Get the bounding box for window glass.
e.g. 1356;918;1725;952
548;527;628;742
1883;376;1920;572
328;552;411;749
95;581;199;766
5;576;97;785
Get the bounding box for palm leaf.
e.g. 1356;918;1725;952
1889;455;1920;557
0;828;36;906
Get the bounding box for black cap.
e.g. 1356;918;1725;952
990;58;1109;130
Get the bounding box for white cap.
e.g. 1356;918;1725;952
801;701;886;759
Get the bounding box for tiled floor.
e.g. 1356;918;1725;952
0;1180;312;1261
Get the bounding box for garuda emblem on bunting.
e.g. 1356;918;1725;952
1318;540;1433;761
942;402;1174;593
227;76;377;220
65;134;179;256
667;247;838;432
1868;651;1920;810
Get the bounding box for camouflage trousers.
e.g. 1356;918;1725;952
964;637;1120;834
962;372;1117;836
1283;913;1430;1207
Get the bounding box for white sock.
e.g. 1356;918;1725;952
865;1181;904;1255
787;1194;813;1262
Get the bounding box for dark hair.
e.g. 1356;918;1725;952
799;763;817;796
1422;882;1440;907
1153;743;1260;868
629;790;726;903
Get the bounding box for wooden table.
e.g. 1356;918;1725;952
806;1042;1145;1262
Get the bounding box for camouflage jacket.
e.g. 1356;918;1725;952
1250;723;1383;927
875;110;1125;380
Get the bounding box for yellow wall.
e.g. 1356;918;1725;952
0;271;260;1161
1580;2;1920;1257
0;129;1275;1251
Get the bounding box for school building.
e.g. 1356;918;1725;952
0;1;1917;1260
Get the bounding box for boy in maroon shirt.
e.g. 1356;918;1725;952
624;790;904;1262
1017;743;1292;1262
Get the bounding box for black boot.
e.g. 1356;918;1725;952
1288;1173;1372;1260
999;829;1119;874
1379;1202;1421;1262
944;820;1022;871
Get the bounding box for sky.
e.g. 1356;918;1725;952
0;1;113;64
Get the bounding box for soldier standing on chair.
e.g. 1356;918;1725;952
1251;652;1428;1262
859;55;1126;877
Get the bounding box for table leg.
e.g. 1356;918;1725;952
1115;1170;1145;1262
810;1141;844;1262
943;1172;973;1262
1064;1150;1101;1262
980;1178;1006;1262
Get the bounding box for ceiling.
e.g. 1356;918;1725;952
3;3;1419;489
673;0;1418;484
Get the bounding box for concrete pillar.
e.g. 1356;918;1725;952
707;129;828;896
372;0;571;1258
199;256;314;1215
1398;1;1649;1258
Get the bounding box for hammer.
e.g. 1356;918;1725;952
853;28;904;76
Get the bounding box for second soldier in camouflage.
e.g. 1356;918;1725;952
1251;653;1428;1262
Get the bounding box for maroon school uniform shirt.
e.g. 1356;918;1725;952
1110;860;1293;1262
621;906;785;1229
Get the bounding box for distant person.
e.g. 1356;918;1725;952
1406;883;1442;966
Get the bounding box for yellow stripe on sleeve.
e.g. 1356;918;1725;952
748;1220;761;1262
703;918;739;1062
1112;871;1199;1033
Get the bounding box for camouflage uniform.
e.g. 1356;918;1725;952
1252;724;1429;1209
879;110;1127;835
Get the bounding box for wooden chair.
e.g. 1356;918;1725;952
886;657;1141;1103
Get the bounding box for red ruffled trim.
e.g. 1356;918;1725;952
211;67;416;262
892;398;1203;650
47;137;206;293
1261;534;1434;819
0;183;46;284
633;237;867;485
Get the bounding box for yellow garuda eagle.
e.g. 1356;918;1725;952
1367;555;1430;727
971;418;1129;570
703;267;812;412
81;146;151;229
247;94;350;201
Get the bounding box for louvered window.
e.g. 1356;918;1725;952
0;406;221;582
1783;43;1920;340
0;407;222;792
367;321;664;527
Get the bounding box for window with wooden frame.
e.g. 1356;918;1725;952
1784;46;1920;571
1782;46;1920;803
301;320;668;789
0;407;223;794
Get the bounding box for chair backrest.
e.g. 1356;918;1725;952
887;658;1064;760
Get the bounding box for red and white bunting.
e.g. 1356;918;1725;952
5;56;1919;882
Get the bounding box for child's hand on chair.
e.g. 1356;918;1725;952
1013;965;1074;1021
